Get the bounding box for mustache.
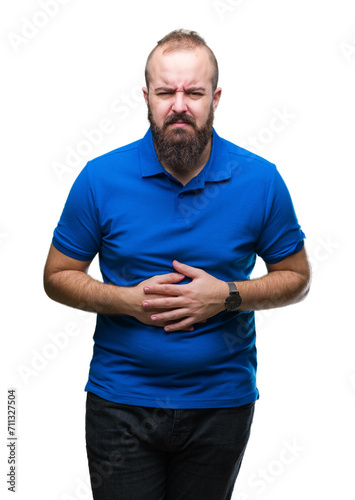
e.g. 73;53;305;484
163;114;196;128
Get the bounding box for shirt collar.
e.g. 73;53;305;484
139;128;165;177
139;127;232;183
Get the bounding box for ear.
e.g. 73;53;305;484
142;87;149;105
213;87;222;110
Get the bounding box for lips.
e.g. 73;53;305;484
170;121;189;126
164;115;195;128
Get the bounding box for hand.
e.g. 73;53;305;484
125;271;189;328
142;260;229;332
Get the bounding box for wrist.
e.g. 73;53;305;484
212;280;230;314
115;285;138;316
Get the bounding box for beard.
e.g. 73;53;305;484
148;103;214;173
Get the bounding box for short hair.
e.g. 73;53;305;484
145;29;219;91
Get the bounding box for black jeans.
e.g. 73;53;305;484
85;392;255;500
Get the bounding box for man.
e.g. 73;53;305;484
44;29;310;500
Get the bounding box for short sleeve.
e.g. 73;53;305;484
255;165;305;264
52;162;101;261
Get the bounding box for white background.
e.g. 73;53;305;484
1;0;355;498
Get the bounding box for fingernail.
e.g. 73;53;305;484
151;316;157;321
142;301;149;307
144;287;150;292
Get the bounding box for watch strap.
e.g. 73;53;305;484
227;281;238;293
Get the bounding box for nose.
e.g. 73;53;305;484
171;91;188;114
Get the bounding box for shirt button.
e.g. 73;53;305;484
178;194;184;198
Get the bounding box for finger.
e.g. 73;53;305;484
150;307;190;323
164;317;196;332
143;283;185;296
142;297;186;309
156;272;185;284
172;260;202;279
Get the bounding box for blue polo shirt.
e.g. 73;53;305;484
52;128;305;409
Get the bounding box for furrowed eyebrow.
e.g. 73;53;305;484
186;87;207;93
154;87;207;93
154;87;175;93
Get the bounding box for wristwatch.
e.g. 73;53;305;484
224;282;242;312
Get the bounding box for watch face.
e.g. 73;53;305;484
225;293;242;311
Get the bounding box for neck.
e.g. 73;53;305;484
160;137;212;186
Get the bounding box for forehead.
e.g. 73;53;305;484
148;46;213;89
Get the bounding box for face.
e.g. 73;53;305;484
143;46;221;171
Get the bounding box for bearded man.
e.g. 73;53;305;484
44;29;310;500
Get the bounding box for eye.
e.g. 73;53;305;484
188;92;204;98
156;91;174;97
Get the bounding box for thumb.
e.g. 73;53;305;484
172;260;202;279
